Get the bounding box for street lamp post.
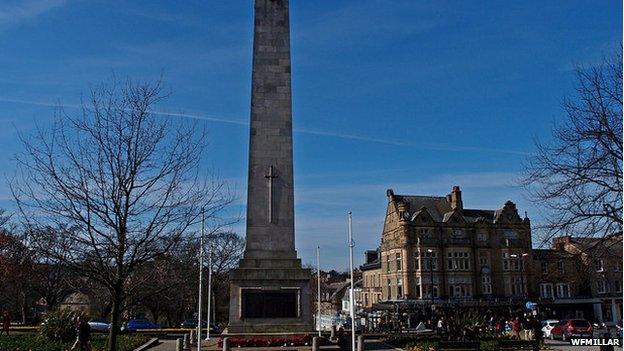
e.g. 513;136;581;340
205;244;212;340
347;212;356;351
197;210;205;351
317;246;321;337
510;253;529;299
427;249;434;315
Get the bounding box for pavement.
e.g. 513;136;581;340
143;337;400;351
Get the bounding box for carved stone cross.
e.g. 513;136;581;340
265;165;278;223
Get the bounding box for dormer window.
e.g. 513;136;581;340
451;229;466;238
594;259;604;272
420;228;432;239
503;229;518;239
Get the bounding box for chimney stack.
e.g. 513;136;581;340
450;186;463;211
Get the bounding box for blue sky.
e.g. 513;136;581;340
0;0;621;270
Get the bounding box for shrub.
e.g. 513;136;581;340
0;334;150;351
0;335;66;351
40;309;78;343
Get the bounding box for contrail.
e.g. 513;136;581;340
0;97;531;156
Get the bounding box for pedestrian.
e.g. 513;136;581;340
511;317;521;340
71;314;92;351
337;327;348;351
0;309;11;336
532;317;543;343
437;317;445;335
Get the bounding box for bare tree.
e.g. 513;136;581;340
522;51;622;245
11;79;233;351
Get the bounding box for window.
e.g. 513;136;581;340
451;228;466;238
503;229;518;239
540;283;554;298
482;275;492;294
477;231;488;241
414;252;420;270
420;228;431;238
597;280;607;294
510;276;524;296
415;277;421;298
396;252;402;271
555;283;570;298
397;278;403;298
595;259;604;272
479;256;489;267
557;261;564;274
541;262;549;274
613;280;622;293
447;251;470;271
386;255;391;273
614;262;621;272
423;250;437;270
424;284;439;298
502;252;520;271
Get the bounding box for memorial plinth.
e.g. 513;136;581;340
227;0;312;334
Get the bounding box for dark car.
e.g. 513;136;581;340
550;319;593;342
123;319;160;331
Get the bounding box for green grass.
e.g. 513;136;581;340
0;333;150;351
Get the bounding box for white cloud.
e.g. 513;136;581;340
0;0;67;27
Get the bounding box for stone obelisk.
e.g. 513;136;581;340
227;0;311;334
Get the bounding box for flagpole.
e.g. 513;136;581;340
348;212;356;351
205;244;212;340
197;210;204;351
317;246;321;337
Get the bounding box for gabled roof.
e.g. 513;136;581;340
570;234;623;257
393;195;451;222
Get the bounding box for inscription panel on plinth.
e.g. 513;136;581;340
241;288;299;318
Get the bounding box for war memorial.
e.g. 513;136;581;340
227;0;312;334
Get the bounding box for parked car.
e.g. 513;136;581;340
541;319;559;338
123;319;160;331
550;319;593;341
88;318;111;332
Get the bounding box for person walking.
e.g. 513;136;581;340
1;309;11;336
511;317;521;340
71;314;92;351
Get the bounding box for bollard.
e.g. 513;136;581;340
176;338;183;351
223;337;230;351
357;335;364;351
330;325;336;341
183;334;190;350
312;336;319;351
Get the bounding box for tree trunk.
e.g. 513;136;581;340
20;291;27;324
108;293;121;351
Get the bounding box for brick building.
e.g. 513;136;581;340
532;234;623;325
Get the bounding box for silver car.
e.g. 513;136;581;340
541;319;559;338
88;318;111;332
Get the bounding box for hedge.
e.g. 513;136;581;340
0;334;150;351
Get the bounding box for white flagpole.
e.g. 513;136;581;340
197;210;204;350
205;244;212;340
348;212;356;351
317;246;321;337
